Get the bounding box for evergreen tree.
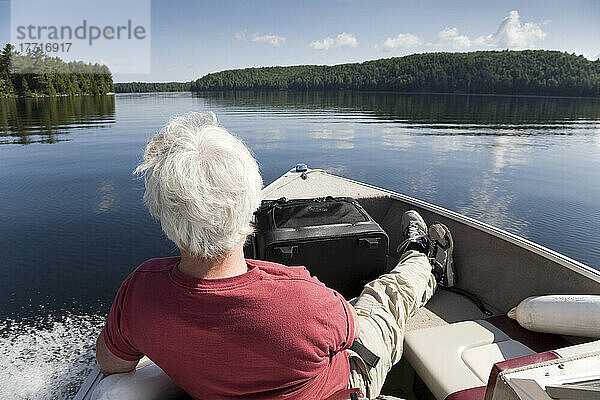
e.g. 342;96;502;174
0;44;14;96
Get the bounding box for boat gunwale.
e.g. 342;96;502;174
73;365;102;400
271;169;600;284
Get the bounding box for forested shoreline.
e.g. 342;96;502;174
0;45;113;98
114;82;192;93
7;49;595;97
190;51;600;97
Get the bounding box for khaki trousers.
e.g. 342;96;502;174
346;250;437;399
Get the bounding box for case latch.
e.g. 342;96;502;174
358;237;380;249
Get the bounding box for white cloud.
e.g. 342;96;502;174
251;33;286;47
437;28;471;50
309;32;358;51
235;32;286;47
428;11;546;52
382;33;420;52
475;10;546;49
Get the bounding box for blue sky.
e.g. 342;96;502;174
1;0;599;82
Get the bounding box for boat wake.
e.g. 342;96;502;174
0;313;104;399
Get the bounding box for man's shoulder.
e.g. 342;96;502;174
118;257;179;294
247;258;308;277
134;256;180;274
247;259;326;287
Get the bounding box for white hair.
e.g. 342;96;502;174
134;111;263;259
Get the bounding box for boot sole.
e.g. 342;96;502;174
430;222;455;287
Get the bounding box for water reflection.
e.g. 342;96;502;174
309;127;355;149
489;136;531;174
461;172;523;233
0;96;115;145
198;90;600;131
428;135;464;156
455;135;533;234
247;128;287;150
95;179;120;214
379;127;414;150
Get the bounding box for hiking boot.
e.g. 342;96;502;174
428;222;455;287
396;210;429;255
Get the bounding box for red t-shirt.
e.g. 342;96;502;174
103;257;355;399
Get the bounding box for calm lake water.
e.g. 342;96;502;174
1;91;600;398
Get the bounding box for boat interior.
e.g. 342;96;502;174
259;168;600;400
76;167;600;400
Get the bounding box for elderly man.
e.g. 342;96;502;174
96;112;455;399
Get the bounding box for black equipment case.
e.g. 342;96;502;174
253;196;389;298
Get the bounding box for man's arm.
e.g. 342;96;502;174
349;304;360;338
96;331;139;376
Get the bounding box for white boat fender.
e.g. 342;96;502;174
507;295;600;338
90;357;184;400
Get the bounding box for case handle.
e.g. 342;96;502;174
273;245;298;259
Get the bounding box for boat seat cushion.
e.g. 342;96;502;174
404;316;570;400
404;319;535;399
404;320;535;400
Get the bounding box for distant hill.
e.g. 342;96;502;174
114;81;192;93
191;50;600;97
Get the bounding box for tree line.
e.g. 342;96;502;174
113;81;192;93
0;44;113;97
190;50;600;97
